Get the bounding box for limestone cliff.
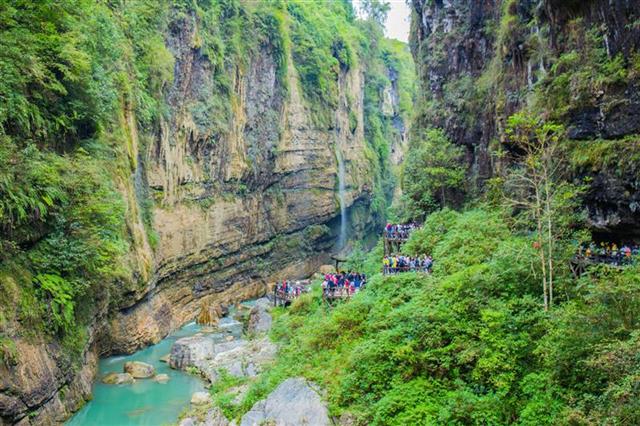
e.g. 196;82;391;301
410;0;640;235
106;10;378;353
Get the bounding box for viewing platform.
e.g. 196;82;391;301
383;235;409;255
322;288;356;303
570;254;636;277
382;223;420;255
270;280;311;307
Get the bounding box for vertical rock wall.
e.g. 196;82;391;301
104;12;395;352
410;0;640;234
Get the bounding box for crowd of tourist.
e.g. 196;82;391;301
580;242;640;266
321;272;367;297
383;223;419;240
274;280;309;299
383;255;433;274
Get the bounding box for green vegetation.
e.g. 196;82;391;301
287;0;357;124
206;2;639;425
230;201;640;424
401;129;465;220
565;135;640;177
537;22;632;119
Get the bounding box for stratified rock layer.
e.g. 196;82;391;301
102;8;390;356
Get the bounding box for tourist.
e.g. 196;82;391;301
580;241;639;266
383;223;420;240
382;254;433;275
321;272;367;298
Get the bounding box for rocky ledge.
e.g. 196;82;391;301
175;297;331;426
240;378;330;426
170;298;277;383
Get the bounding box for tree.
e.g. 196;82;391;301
501;113;584;311
359;0;391;27
402;128;466;219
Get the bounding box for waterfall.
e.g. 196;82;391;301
336;147;347;250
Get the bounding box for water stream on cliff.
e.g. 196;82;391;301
336;147;347;249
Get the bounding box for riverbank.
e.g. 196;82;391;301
66;306;249;425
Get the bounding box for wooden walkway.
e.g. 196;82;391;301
321;288;364;305
383;235;409;255
269;280;311;307
570;255;634;277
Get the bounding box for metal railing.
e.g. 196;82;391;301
382;266;431;274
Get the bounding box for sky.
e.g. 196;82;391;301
353;0;412;43
383;0;412;43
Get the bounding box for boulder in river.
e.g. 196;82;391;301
248;298;272;334
218;318;244;337
102;372;135;385
154;373;170;383
123;361;155;378
196;338;274;382
190;391;212;405
240;378;329;426
197;301;223;326
170;336;214;370
159;354;170;363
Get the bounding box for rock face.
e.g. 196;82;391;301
170;336;215;370
101;4;400;356
248;298;273;334
102;373;135;385
0;335;98;425
170;334;276;384
191;392;212;406
410;0;640;234
240;378;330;426
123;361;155;379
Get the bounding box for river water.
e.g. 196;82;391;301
67;322;204;426
67;312;247;426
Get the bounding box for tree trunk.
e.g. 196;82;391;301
544;165;555;308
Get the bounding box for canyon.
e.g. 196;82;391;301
0;2;412;424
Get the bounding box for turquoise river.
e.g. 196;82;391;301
67;322;205;426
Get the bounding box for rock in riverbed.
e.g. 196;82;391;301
248;298;272;334
154;374;170;383
123;361;155;378
170;336;214;370
102;372;135;385
179;407;229;426
197;337;276;382
191;391;212;405
240;378;329;426
318;264;336;275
